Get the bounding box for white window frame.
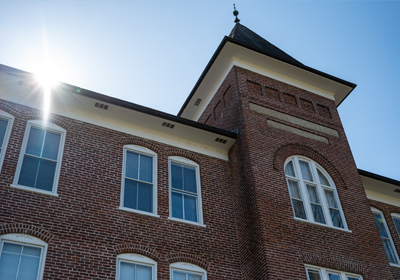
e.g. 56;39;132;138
305;264;362;280
168;156;204;227
116;253;157;280
11;120;66;197
170;262;207;280
372;207;400;266
0;233;48;280
284;156;349;231
0;110;14;173
119;145;159;217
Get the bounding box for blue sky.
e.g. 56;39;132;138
0;1;399;180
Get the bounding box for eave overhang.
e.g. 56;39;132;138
178;36;357;121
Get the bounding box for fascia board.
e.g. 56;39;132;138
360;174;400;208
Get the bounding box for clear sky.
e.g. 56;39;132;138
0;1;399;180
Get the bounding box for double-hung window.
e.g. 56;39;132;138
120;145;158;216
372;208;400;265
0;110;14;173
305;265;362;280
12;120;66;196
169;157;203;225
0;234;48;280
170;262;206;280
117;254;156;280
392;213;400;239
284;156;347;229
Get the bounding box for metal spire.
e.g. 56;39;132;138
233;4;240;23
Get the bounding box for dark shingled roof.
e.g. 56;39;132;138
229;23;304;67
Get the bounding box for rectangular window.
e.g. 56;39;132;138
0;111;14;173
305;265;362;280
391;214;400;239
170;263;206;280
117;253;156;280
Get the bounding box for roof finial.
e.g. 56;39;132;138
233;4;240;23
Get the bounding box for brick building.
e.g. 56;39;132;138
0;22;399;280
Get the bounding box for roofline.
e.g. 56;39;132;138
358;169;400;187
178;36;357;116
0;64;238;140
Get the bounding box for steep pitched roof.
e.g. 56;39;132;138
229;23;303;67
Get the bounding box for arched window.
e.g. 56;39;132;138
170;262;207;280
0;234;48;280
116;253;157;280
0;110;14;173
12;120;66;196
284;156;347;229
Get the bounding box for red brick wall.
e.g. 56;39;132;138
199;66;397;279
0;99;243;280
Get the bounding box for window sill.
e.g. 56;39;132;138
390;263;400;268
10;184;59;197
294;217;352;233
168;217;206;228
118;207;160;218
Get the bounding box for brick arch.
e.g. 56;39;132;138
0;102;21;116
273;143;346;189
114;243;161;262
26;113;73;130
166;253;209;270
165;149;202;165
120;137;161;154
300;253;364;275
0;223;54;243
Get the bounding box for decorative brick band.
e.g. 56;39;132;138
165;148;202;165
0;223;54;243
300;253;365;275
0;100;21;116
26;112;73;130
166;253;209;270
121;136;161;154
114;244;161;262
273;143;346;189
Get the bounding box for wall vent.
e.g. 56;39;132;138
215;138;227;144
194;98;202;106
162;122;175;129
95;103;109;110
394;189;400;193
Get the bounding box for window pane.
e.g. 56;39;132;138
373;213;389;238
307;269;321;280
184;195;197;222
35;159;57;191
285;161;295;177
120;262;135;280
318;169;330;186
137;182;153;213
188;273;202;280
126;152;139;180
18;155;40;188
324;190;338;208
0;252;19;280
299;160;313;182
3;243;22;253
139;155;153;183
22;246;41;257
18;255;40;280
328;273;341;280
330;209;344;228
0;118;9;148
307;185;320;203
382;238;398;264
347;277;359;280
287;180;301;199
171;163;183;190
171;191;183;219
292;199;306;219
136;264;151;280
393;217;400;237
42;131;61;160
173;271;186;280
311;204;326;224
124;179;138;209
25;127;45;156
183;166;196;193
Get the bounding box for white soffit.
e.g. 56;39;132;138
361;175;400;208
0;71;234;160
181;41;353;121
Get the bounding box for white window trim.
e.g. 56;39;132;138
0;233;48;280
170;262;207;280
119;145;158;217
11;120;66;196
372;207;400;267
284;156;348;231
0;110;14;173
168;156;204;226
116;253;157;280
305;264;362;280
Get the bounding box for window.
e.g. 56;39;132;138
305;265;362;280
12;120;66;196
169;157;203;225
170;262;206;280
117;254;156;280
372;208;399;265
0;111;14;173
120;145;158;216
0;234;48;280
392;213;400;239
284;156;347;229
